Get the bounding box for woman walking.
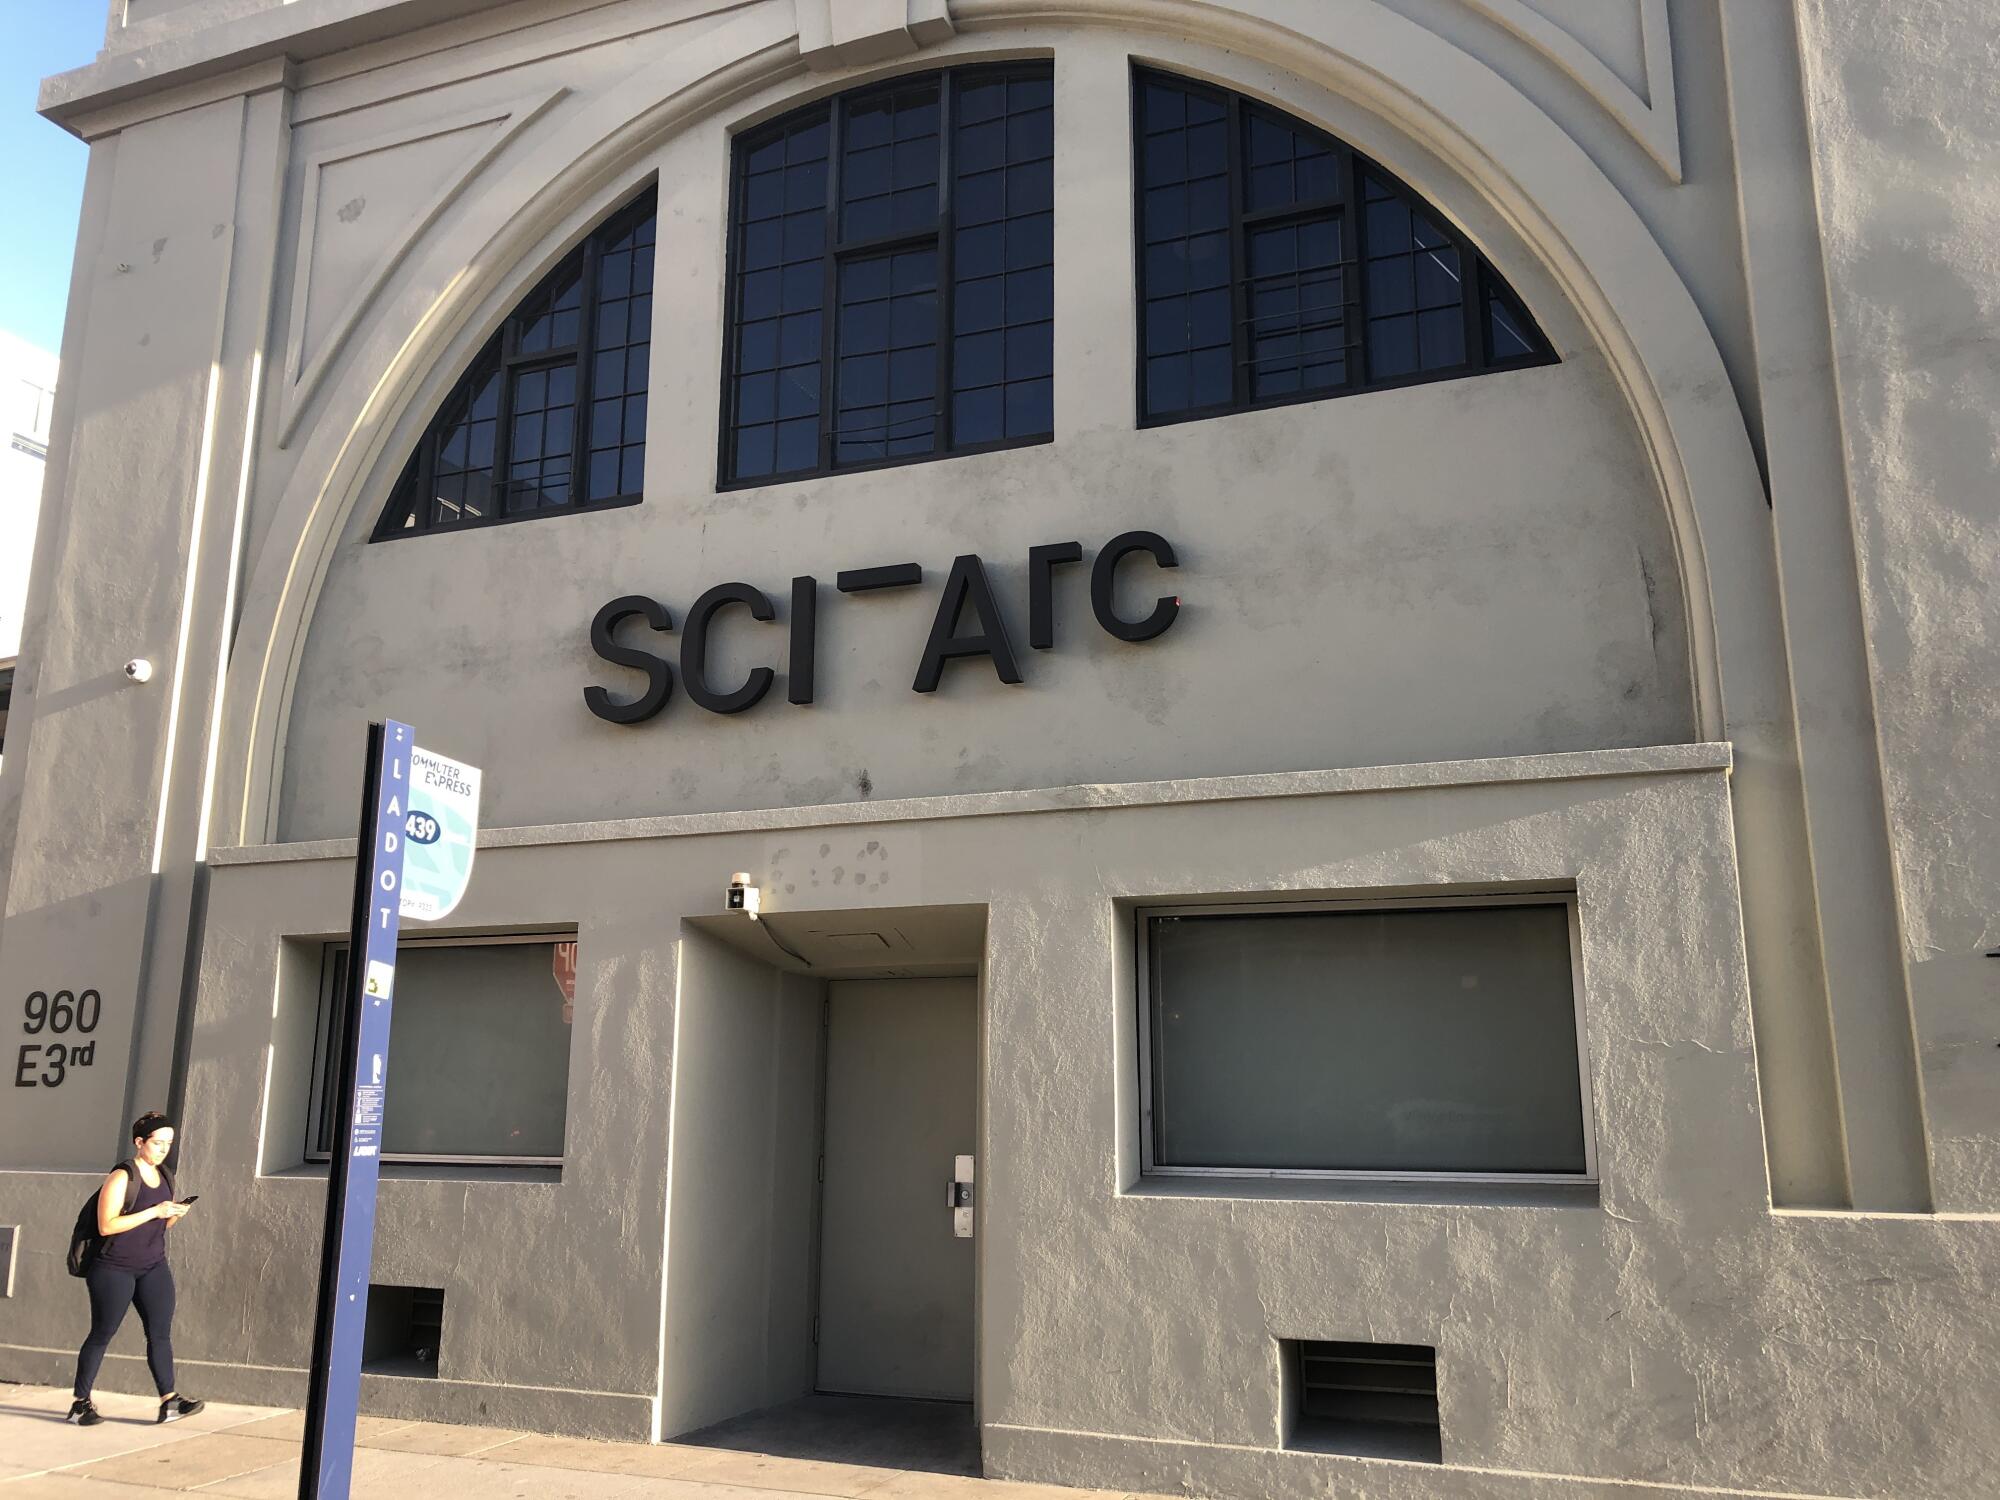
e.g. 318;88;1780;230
68;1112;204;1426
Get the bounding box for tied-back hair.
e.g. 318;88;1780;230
131;1111;174;1144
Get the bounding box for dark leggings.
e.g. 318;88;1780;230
74;1259;176;1398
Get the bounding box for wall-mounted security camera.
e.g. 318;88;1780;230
726;871;762;919
124;658;154;684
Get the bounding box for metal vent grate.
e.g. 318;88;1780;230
1290;1340;1441;1462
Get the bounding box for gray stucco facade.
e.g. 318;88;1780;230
1;2;1996;1496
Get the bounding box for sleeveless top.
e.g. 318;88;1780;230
97;1164;171;1270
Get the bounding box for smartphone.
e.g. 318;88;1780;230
177;1195;199;1206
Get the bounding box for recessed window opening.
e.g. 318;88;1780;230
372;186;657;538
306;934;577;1166
720;63;1055;487
1139;896;1592;1181
1132;68;1554;426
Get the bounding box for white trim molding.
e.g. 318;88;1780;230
796;0;956;70
276;86;568;447
1461;0;1681;181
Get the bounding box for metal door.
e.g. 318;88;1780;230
816;978;976;1400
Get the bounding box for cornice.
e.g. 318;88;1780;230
39;0;582;136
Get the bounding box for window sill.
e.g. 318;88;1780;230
716;431;1053;493
1122;1172;1598;1210
368;491;641;543
1133;350;1560;433
274;1160;563;1185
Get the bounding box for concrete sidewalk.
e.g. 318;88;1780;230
0;1383;1175;1499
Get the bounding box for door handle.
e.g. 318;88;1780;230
949;1154;974;1237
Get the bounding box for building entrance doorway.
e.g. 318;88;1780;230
662;905;985;1473
815;978;977;1401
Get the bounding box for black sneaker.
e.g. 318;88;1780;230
68;1398;103;1426
158;1395;206;1424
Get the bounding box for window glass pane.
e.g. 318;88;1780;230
842;82;939;242
738;371;776;424
957;223;1003;279
1128;71;1555;428
1246;214;1347;399
835;248;937;464
1145;352;1190;415
775;417;818;473
1137;75;1236;416
379;456;422;533
949;68;1053;446
724;67;1053;481
954;386;1002;445
735;422;776;479
738;319;778;374
1370;314;1417;379
1003;376;1052;439
426;353;501;527
514;260;582;355
731;113;827;481
584;200;655;501
502;357;576;512
1148;905;1586;1174
369;185;657;536
317;942;573;1159
1241;104;1336;214
1485;275;1543;364
960;78;1007;125
1418;305;1464;368
1190;345;1231;406
1362;170;1465;379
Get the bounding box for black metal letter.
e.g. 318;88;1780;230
837;563;923;593
584;595;674;724
789;576;817;706
1028;542;1083;651
683;582;777;715
914;555;1023;693
1090;531;1180;642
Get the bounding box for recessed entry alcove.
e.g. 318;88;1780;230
663;904;987;1474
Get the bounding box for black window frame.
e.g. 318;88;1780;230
1131;68;1555;431
370;185;658;542
717;62;1057;491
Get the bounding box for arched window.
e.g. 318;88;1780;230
720;63;1055;487
373;187;657;539
1133;71;1552;424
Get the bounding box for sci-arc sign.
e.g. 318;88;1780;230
584;531;1180;724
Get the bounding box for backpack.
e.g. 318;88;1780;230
66;1159;175;1277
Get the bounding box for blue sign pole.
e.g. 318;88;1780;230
299;720;412;1500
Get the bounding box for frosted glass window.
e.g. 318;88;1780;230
311;941;574;1162
1145;904;1588;1176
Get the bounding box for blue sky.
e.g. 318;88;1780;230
1;9;107;355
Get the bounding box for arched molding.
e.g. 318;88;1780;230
216;0;1782;853
216;3;805;846
275;85;570;448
